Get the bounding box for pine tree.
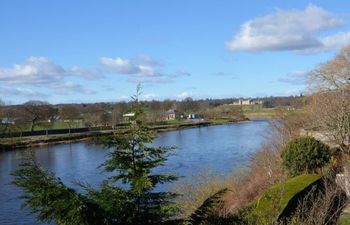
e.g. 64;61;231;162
12;84;179;225
100;84;179;224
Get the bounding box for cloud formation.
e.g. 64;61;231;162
226;5;350;53
278;70;308;85
100;56;161;77
177;91;192;99
100;55;191;84
0;86;47;98
0;57;100;96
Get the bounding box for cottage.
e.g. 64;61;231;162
165;109;176;121
231;99;263;105
123;113;135;117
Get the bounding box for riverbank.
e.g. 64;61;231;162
0;118;248;151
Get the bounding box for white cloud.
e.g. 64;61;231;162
0;56;98;94
51;82;96;95
226;5;350;53
100;56;161;77
128;77;174;84
177;91;192;99
285;87;302;96
116;95;129;101
141;93;157;100
278;70;308;85
0;57;102;84
0;86;47;98
100;55;191;84
68;66;102;80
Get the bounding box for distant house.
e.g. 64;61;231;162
165;109;176;121
122;112;136;122
48;116;62;123
231;99;263;105
123;113;135;118
187;114;199;119
0;118;15;125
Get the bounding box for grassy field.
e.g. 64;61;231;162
209;104;305;119
1;121;84;132
340;213;350;225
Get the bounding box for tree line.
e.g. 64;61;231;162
0;95;304;135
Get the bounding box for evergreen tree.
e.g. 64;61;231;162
12;85;179;225
100;84;179;224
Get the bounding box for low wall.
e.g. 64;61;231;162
0;126;116;138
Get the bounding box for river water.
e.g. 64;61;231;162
0;119;270;225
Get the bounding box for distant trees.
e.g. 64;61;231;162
111;102;129;128
82;104;108;127
1;95;306;133
59;105;81;133
177;97;200;114
0;99;6;135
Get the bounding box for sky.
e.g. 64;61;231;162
1;1;350;104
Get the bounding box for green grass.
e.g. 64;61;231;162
1;121;84;132
339;213;350;225
248;174;322;224
35;121;84;130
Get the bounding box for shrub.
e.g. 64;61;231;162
281;136;330;176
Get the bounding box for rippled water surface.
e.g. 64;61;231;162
0;120;269;225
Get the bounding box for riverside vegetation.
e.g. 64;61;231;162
11;45;350;224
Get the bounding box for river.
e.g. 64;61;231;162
0;119;270;225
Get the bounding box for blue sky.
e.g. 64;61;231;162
1;1;350;104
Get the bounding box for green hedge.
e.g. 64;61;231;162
281;136;330;176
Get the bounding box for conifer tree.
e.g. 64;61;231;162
100;84;179;224
12;84;179;225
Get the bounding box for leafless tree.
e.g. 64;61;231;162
19;101;57;131
307;91;350;153
308;45;350;92
59;105;81;133
307;45;350;152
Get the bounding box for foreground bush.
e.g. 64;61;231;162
281;136;330;176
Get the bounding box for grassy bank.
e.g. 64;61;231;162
0;118;247;151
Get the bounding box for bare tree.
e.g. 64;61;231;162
307;45;350;152
308;45;350;91
59;105;81;133
19;101;56;131
307;91;350;153
177;97;200;114
111;102;129;129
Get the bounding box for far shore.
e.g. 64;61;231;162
0;117;254;152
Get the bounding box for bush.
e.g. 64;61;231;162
281;136;330;176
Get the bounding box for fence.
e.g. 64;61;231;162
0;126;119;138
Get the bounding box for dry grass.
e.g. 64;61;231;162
172;169;236;218
172;107;306;221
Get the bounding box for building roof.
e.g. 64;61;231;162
166;109;176;114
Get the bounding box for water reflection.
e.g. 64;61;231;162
0;120;269;225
